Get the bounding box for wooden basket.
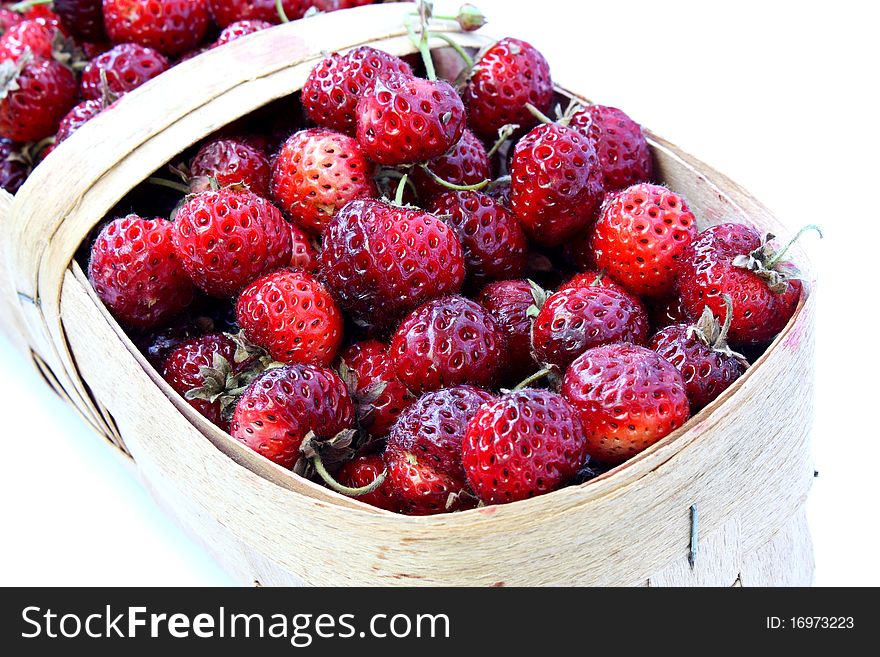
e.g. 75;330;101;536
0;2;815;586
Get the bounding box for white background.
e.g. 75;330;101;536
1;0;877;586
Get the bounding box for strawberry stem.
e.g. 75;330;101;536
419;164;489;192
406;2;437;81
764;224;823;268
715;294;734;348
525;103;554;125
312;451;387;497
275;0;290;23
512;366;553;391
591;270;606;286
430;32;475;69
486;124;518;159
147;177;192;195
394;173;409;206
10;0;52;12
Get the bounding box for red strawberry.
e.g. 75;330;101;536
562;343;690;464
288;223;319;272
88;214;194;329
236;268;344;367
190;137;271;197
429;191;528;287
476;279;539;378
207;0;308;27
385;385;493;515
214;19;272;46
55;98;104;144
338;340;415;439
0;9;23;35
0;136;28;193
337;454;402;512
0;55;76;142
321;199;465;331
531;284;649;371
231;364;354;469
590;184;697;297
302;46;412;136
171;188;292;298
650;298;748;411
462;389;587;504
390;295;507;394
270;128;376;235
356;74;466;166
648;294;691;331
510;122;604;247
569;105;654;192
676;223;811;346
103;0;210;56
0;18;58;61
80;43;169;101
411;129;490;201
463;37;554;140
54;0;107;41
557;269;626;294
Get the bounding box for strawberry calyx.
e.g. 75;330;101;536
298;430;387;497
732;224;822;293
0;51;31;102
51;31;87;72
338;359;390;429
524;278;549;318
686;294;747;362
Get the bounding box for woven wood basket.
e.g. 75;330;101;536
0;2;815;586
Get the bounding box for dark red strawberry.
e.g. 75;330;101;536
429;190;528;287
236;268;344;367
0;18;58;60
214;19;272;46
648;294;691;331
80;42;169;101
103;0;210;56
190;137;271;197
321;199;465;331
230;364;354;469
288;223;319;272
54;0;106;41
463;37;554;140
55;97;104;144
301;46;412;135
531;284;649;371
207;0;308;27
411;129;491;201
650;297;748;411
0;55;77;142
270;128;376;235
385;385;493;515
338;340;415;439
590;184;697;297
356;74;466;166
557;269;626;294
337;454;402;512
390;295;507;394
562;343;690;464
462;389;587;504
136;313;215;369
569;105;654;192
88;214;195;329
171;188;292;298
676;223;813;346
510;122;604;247
0;136;28;193
476;279;539;378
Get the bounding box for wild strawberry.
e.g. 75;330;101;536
0;137;28;193
321;199;465;331
476;279;539;378
171;188;292;298
337;454;402;512
356;74;466;166
463;37;554;140
80;43;169;101
288;223;319;272
230;364;355;469
55;98;104;144
302;46;412;136
103;0;210;56
386;385;494;515
236;268;344;368
557;269;626;294
270;128;376;235
676;223;816;346
411;129;491;201
338;340;415;439
0;18;58;61
562;343;690;464
390;295;507;394
190;137;271;197
88;214;194;329
214;19;272;46
650;297;748;411
429;191;528;288
590;184;697;297
648;294;691;331
569;105;654;192
462;389;587;505
531;284;649;371
510;122;604;247
207;0;308;27
54;0;107;41
0;55;76;141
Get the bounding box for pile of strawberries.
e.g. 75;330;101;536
0;0;378;193
78;3;811;514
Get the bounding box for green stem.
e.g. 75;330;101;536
590;270;606;287
419;165;489;192
394;173;409;206
312;452;387;497
405;10;436;81
525;103;554;125
147;177;192;195
512;367;553;392
275;0;290;23
430;32;474;69
765;224;823;268
10;0;52;12
486;124;518;159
